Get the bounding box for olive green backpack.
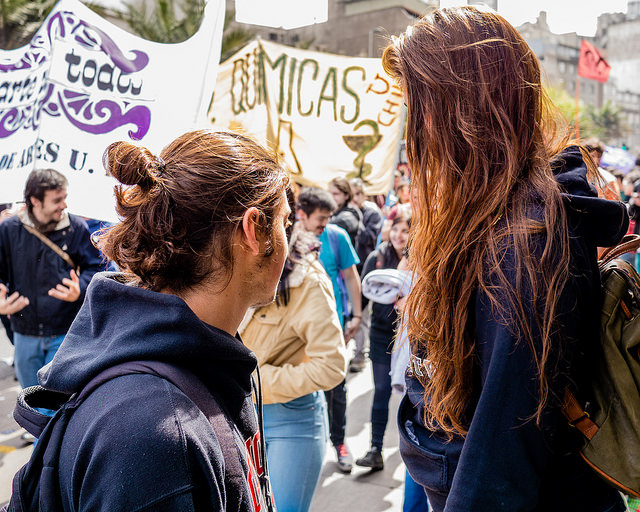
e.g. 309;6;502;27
562;234;640;498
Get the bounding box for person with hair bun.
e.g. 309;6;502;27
31;130;291;511
383;6;627;512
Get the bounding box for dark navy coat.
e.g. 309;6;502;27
400;147;628;512
0;213;102;336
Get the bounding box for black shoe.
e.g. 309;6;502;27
335;443;353;473
355;447;384;471
349;356;366;373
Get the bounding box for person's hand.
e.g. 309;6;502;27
344;316;361;342
397;256;409;271
395;295;408;312
0;284;29;315
0;209;14;223
48;269;81;302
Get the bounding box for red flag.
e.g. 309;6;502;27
578;40;611;83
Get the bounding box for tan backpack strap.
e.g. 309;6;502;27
562;388;599;441
22;224;78;271
599;234;640;267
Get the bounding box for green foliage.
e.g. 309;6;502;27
585;101;629;143
294;38;315;50
0;0;109;49
0;0;255;65
220;10;253;61
545;85;595;136
116;3;253;60
116;0;205;44
546;86;630;144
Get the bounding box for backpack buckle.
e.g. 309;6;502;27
567;410;591;429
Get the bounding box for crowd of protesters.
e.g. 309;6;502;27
1;5;640;512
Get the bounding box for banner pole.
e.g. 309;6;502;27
574;76;581;141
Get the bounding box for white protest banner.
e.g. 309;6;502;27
208;40;404;195
0;0;225;222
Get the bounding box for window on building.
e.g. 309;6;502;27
269;32;278;41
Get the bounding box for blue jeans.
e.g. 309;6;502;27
264;392;328;512
404;469;430;512
14;333;65;389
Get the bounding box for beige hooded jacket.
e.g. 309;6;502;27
239;253;347;405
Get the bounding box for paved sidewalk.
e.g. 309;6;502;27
311;364;405;511
0;326;31;505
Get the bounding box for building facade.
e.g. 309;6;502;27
518;7;640;151
468;0;498;10
226;0;434;58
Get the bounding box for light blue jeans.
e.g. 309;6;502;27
264;391;328;512
14;333;65;389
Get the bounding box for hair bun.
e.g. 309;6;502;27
103;141;158;189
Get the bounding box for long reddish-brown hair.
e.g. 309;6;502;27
383;6;572;436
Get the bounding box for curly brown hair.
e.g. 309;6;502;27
99;130;289;293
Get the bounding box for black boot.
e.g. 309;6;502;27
355;446;384;470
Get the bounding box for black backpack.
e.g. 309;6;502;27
3;361;274;512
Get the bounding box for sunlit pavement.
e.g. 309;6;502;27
0;327;31;506
311;359;405;512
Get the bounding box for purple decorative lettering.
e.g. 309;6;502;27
0;108;20;137
80;25;148;73
57;90;150;139
0;8;151;138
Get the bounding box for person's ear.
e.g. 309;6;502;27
241;207;261;256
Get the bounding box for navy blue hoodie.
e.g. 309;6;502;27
37;273;271;511
399;147;628;512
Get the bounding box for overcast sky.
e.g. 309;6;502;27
438;0;630;36
95;1;631;38
501;0;628;35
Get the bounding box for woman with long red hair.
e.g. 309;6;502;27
383;6;628;512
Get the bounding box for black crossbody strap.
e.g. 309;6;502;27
21;223;78;272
